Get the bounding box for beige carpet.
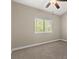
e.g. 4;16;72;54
12;40;67;59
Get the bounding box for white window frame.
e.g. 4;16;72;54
35;18;52;33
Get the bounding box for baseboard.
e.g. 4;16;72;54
12;39;67;52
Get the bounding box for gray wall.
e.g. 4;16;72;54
61;13;67;40
12;2;61;49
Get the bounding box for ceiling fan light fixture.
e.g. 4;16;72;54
50;0;57;4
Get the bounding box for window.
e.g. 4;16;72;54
35;18;52;33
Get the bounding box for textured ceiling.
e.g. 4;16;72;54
13;0;67;15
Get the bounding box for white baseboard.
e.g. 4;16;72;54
12;39;67;52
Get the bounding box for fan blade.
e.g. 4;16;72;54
55;2;60;9
46;2;51;8
57;0;67;1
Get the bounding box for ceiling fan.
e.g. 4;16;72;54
46;0;67;9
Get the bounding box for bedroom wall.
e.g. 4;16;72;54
12;2;61;49
61;13;67;40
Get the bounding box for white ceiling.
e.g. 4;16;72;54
13;0;67;15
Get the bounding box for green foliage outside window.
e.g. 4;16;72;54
35;18;52;33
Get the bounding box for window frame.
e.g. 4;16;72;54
35;18;52;33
